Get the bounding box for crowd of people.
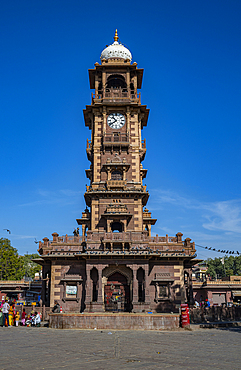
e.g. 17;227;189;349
194;299;211;308
0;299;41;327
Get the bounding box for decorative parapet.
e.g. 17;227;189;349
104;203;129;214
38;231;196;257
61;274;83;282
106;180;127;189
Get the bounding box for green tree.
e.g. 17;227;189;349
206;257;225;278
206;255;241;278
233;256;241;275
21;253;41;279
0;238;24;280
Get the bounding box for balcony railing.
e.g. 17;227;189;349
92;89;141;103
38;232;195;255
103;133;129;144
56;235;84;243
87;231;148;242
106;180;127;189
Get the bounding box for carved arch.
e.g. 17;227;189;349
102;265;132;284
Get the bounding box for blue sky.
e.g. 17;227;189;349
1;0;241;260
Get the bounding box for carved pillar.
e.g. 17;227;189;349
126;108;130;135
132;264;138;306
143;264;150;304
102;69;106;98
82;224;85;237
95;75;98;97
85;264;92;311
107;219;111;232
126;69;130;89
123;168;126;181
107;167;111;181
147;224;151;237
103;106;106;135
97;266;103;304
41;279;46;305
76;281;80;301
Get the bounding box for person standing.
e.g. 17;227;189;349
21;308;26;326
15;311;20;327
2;300;10;327
8;305;14;326
0;307;3;326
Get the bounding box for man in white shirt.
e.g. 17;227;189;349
2;300;10;327
33;311;41;326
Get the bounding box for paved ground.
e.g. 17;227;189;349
0;326;240;370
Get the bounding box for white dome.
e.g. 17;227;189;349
100;30;132;62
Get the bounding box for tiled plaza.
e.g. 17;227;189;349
0;326;240;369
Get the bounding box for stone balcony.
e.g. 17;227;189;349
103;133;129;146
91;89;141;104
38;231;196;257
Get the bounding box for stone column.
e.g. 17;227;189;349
97;267;103;304
95;75;98;97
132;264;139;309
102;69;106;98
85;264;92;312
126;108;130;136
82;224;85;237
41;278;46;305
143;264;151;305
103;106;106;135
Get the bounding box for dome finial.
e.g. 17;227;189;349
114;29;119;42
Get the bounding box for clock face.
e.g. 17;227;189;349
107;113;126;129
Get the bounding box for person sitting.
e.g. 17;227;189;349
194;300;199;308
52;300;60;313
205;299;211;308
25;314;31;327
33;311;41;327
30;310;35;326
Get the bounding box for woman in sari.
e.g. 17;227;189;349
8;305;14;326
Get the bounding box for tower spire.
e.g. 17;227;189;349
114;29;119;42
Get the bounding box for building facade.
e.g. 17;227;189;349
37;31;197;313
193;275;241;306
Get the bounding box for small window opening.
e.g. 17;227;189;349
111;170;122;180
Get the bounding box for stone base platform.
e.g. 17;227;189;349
49;312;180;330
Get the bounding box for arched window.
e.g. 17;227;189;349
137;268;145;302
90;267;98;302
111;222;123;232
106;74;127;89
111;170;122;180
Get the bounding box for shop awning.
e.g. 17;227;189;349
2;290;25;293
232;291;241;296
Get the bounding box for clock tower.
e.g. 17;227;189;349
38;31;197;315
78;30;156;239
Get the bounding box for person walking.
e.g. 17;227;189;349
2;300;10;327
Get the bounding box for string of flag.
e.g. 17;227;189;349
195;243;240;255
